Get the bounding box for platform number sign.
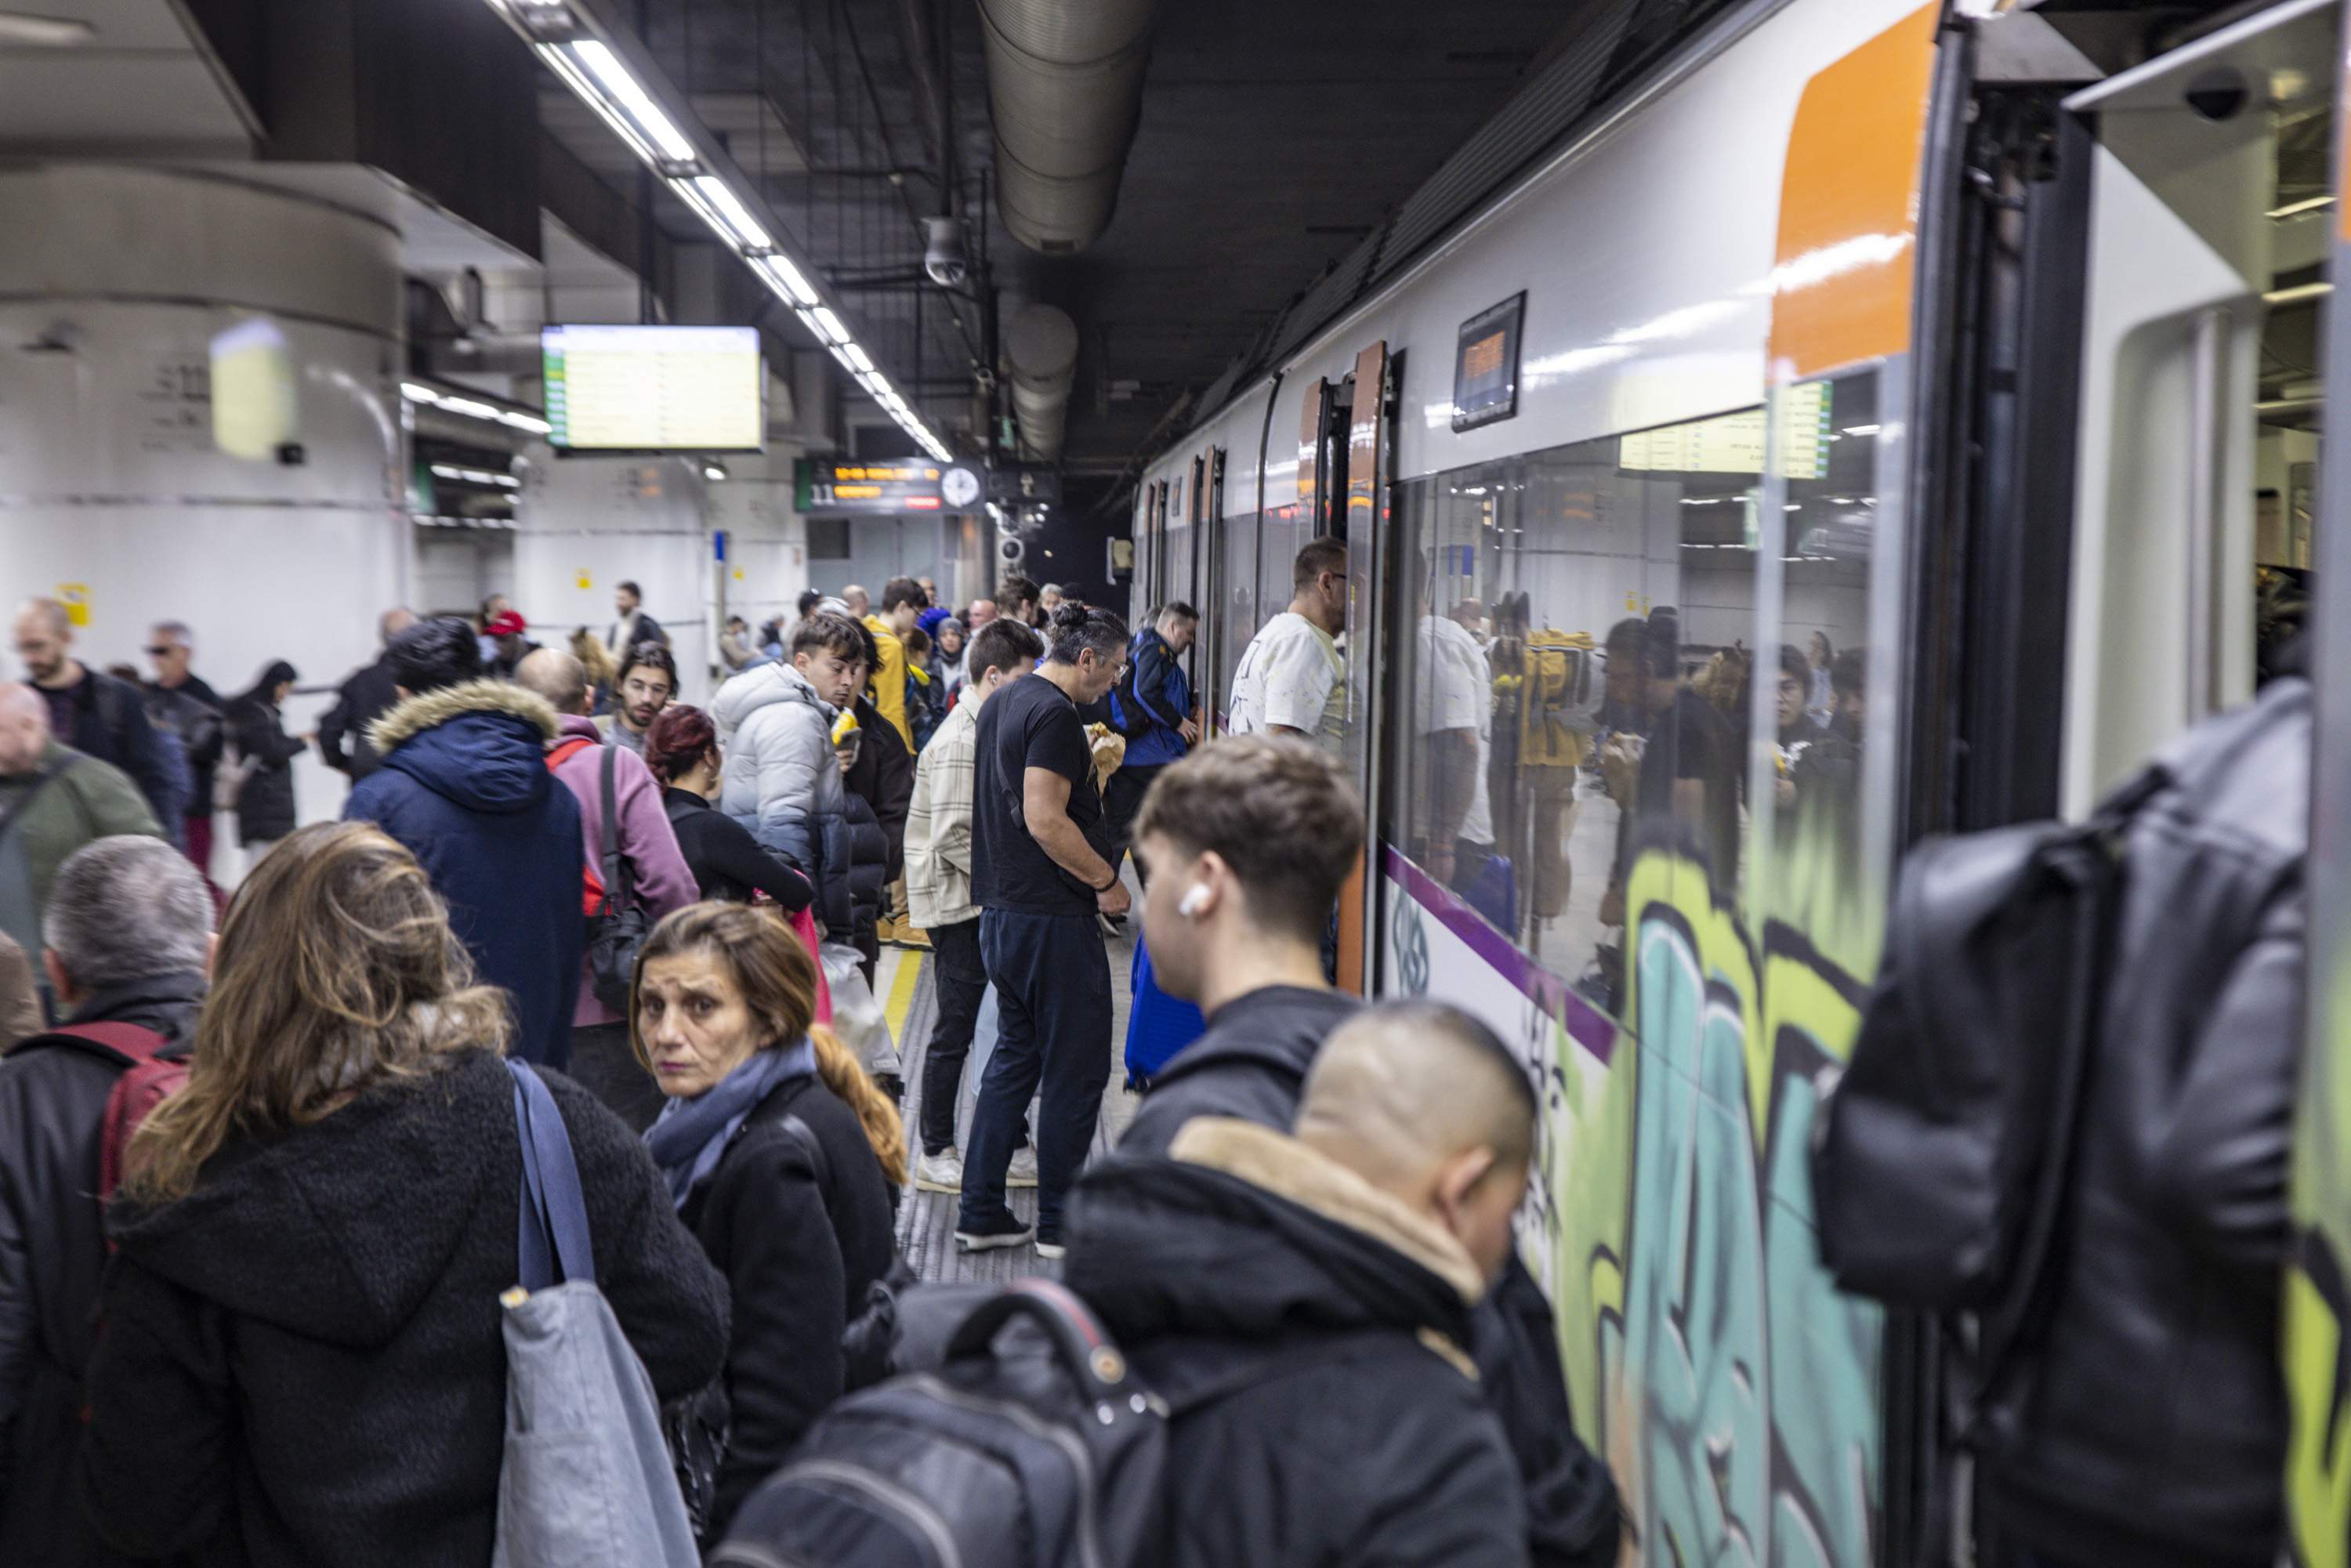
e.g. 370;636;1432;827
1451;292;1525;433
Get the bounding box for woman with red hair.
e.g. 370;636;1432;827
647;704;816;910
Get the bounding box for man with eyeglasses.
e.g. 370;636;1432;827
602;642;678;756
143;621;226;874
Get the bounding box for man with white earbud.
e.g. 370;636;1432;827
1116;733;1364;1157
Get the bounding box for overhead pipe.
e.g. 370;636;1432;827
1004;301;1078;460
978;0;1162;253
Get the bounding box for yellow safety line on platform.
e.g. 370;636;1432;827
885;945;925;1042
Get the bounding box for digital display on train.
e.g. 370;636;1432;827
542;325;764;454
1616;384;1831;479
1451;293;1525;433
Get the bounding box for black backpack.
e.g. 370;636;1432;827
1811;766;2165;1376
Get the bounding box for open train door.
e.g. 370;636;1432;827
2285;2;2351;1561
1336;340;1392;995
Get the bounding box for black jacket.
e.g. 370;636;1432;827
319;655;400;780
681;1072;898;1537
1983;678;2309;1568
846;694;915;879
1119;985;1362;1157
48;667;174;833
148;675;224;811
661;786;814;910
81;1049;729;1568
1115;981;1620;1566
1067;1119;1527;1568
229;690;307;845
0;972;203;1568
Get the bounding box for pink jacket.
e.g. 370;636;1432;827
550;714;700;1026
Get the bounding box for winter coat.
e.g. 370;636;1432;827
846;693;915;880
1066;1117;1529;1568
0;972;203;1568
39;668;176;835
1982;677;2311;1568
0;742;162;965
145;675;224;815
712;661;857;935
1120;624;1194;769
840;790;890;943
342;682;584;1068
1114;982;1621;1566
547;715;699;1027
860;614;913;750
1119;985;1362;1158
318;654;400;781
680;1070;897;1537
662;787;814;909
80;1048;727;1568
0;931;37;1052
229;683;308;845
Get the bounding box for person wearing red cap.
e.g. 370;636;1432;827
484;610;539;680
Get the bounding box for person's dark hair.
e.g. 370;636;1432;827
1777;643;1808;686
238;659;299;708
968;617;1044;681
1161;601;1198;625
1135;733;1364;940
1292;538;1348;592
999;573;1039;610
1809;629;1835;664
851;619;882;672
618;580;643;599
1831;646;1867;699
903;626;932;661
105;663;142;686
388;615;484;693
797;589;824;619
792;610;867;662
645;704;717;785
1603;617;1646;659
1639;610;1682;680
881;576;925;614
617;640;679;691
1046;601;1127;667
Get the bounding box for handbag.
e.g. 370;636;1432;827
584;744;650;1011
494;1059;699;1568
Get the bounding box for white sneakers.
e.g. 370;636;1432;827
1006;1147;1038;1189
915;1150;964;1193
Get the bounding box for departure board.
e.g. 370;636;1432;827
1616;384;1831;479
1451;293;1526;433
795;458;946;516
543;325;764;453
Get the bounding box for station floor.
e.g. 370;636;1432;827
873;896;1140;1284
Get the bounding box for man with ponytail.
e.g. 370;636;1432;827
955;600;1128;1259
634;903;903;1538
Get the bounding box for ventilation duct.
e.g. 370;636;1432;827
978;0;1161;253
1004;302;1078;460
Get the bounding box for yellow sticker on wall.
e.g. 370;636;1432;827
55;584;89;628
733;567;745;582
576;570;592;591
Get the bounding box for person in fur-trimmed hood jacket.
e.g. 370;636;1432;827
342;617;585;1067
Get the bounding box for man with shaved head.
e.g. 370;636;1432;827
516;647;697;1126
839;584;871;618
1058;998;1545;1568
12;599;176;835
0;682;163;1013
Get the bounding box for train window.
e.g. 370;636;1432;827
1386;377;1888;1016
1212;507;1262;728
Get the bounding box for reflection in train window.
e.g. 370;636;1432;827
1386;375;1886;1019
1213;508;1261;726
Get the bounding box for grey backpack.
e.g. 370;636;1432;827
492;1059;700;1568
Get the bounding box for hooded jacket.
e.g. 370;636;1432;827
714;661;857;934
547;714;699;1027
1118;985;1361;1158
79;1049;730;1568
342;682;584;1067
0;972;203;1568
1983;677;2310;1568
1066;1118;1527;1568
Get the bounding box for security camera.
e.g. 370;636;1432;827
997;534;1026;567
923;217;968;288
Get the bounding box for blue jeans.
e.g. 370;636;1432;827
958;907;1112;1237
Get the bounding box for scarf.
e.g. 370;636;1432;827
643;1037;817;1211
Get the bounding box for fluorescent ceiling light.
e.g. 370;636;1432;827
499;410;554;436
689;176;771;251
704;465;727;481
760;255;817;306
828;344;860;373
811;307;849;345
570;40;697;163
400;382;441;405
1840;424;1880;436
845;343;875;374
0;13;96;46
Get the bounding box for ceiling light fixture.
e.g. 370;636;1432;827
0;12;97;47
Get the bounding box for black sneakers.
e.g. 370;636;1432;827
954;1216;1034;1253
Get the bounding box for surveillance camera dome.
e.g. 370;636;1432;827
923;216;969;288
997;534;1026;566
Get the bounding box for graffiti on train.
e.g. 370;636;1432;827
1390;848;1883;1566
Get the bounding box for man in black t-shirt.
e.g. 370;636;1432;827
1604;610;1741;907
956;603;1132;1258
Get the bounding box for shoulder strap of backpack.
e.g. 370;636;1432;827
18;1020;172;1069
546;736;596;773
599;741;631;915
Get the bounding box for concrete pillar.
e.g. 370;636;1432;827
0;163;406;868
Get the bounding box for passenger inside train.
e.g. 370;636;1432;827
2;1;2346;1565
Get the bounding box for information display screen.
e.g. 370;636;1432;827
795;458;946;515
1616;384;1831;479
1451;293;1526;433
543;325;764;453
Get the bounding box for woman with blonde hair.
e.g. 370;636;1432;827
81;821;728;1568
571;624;619;714
635;900;903;1537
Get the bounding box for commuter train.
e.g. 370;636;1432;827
1125;0;2346;1561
